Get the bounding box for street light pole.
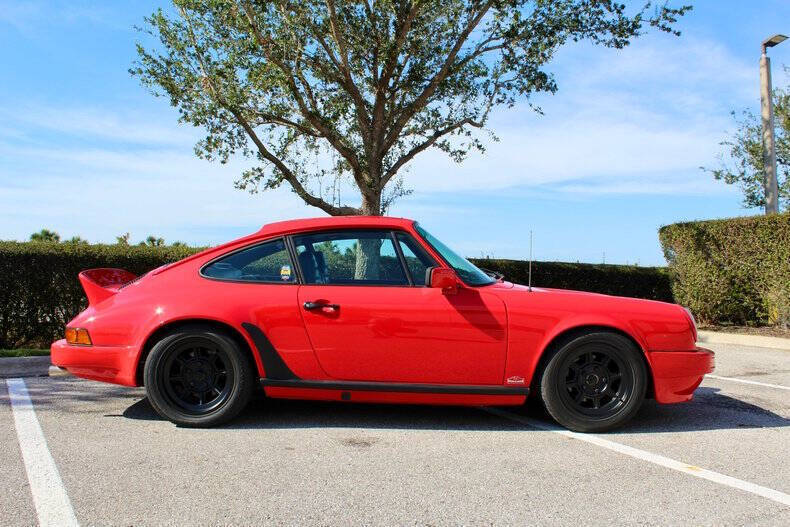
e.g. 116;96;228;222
760;34;787;215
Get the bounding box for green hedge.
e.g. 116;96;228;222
659;213;790;326
0;242;198;349
0;241;673;349
470;259;673;302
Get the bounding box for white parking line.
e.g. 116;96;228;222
7;378;79;527
706;374;790;391
483;407;790;508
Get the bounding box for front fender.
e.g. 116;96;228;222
497;288;695;387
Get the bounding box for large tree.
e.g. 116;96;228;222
705;75;789;212
133;0;690;216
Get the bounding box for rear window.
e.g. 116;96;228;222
201;239;295;283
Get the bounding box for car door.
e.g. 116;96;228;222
293;229;507;385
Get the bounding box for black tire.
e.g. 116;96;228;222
144;326;254;427
539;332;647;433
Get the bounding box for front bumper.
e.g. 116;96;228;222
647;347;715;404
50;339;140;386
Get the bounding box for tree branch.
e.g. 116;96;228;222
239;1;371;195
369;1;423;180
383;117;482;184
383;2;493;152
233;106;360;215
324;0;372;139
181;5;357;216
248;110;323;138
380;1;421;86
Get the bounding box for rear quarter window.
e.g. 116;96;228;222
201;239;295;283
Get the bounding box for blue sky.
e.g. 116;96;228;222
1;1;789;266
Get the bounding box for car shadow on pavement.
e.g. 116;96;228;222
613;386;790;434
122;394;522;431
120;386;790;434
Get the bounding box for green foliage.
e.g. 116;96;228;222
30;229;60;243
143;235;166;247
469;259;673;302
132;0;689;215
0;349;51;358
704;74;789;211
0;241;199;349
659;213;790;326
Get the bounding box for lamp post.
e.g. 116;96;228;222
760;34;787;214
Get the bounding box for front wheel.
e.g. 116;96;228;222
539;332;647;432
144;327;254;427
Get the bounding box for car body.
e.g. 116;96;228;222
51;216;714;431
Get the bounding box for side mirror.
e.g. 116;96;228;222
427;267;459;294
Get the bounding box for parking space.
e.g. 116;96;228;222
2;342;790;526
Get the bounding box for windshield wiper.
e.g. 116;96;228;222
479;267;504;281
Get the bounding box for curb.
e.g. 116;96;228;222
697;330;790;351
0;356;52;378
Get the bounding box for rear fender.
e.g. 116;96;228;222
135;315;266;385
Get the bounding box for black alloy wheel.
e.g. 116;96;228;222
161;340;233;414
144;327;254;427
558;347;631;416
539;332;647;433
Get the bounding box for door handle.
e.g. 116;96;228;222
303;301;340;311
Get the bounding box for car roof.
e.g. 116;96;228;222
258;216;416;236
153;216;418;276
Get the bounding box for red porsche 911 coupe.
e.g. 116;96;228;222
51;216;713;432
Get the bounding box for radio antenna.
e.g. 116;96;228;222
528;230;533;292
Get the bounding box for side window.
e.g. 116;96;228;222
202;239;295;283
396;232;437;286
293;230;408;286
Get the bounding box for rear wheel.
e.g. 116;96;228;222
539;332;647;432
144;327;254;427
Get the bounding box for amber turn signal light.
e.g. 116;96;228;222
65;327;92;345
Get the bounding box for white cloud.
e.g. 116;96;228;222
0;104;196;147
404;112;729;193
566;36;755;99
0;97;334;244
0;1;123;34
0;159;312;244
399;34;756;196
0;136;316;244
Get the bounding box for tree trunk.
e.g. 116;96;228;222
354;191;382;279
360;191;382;216
355;238;381;280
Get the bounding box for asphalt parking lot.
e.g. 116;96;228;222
2;342;789;526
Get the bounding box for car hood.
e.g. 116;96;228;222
487;280;688;322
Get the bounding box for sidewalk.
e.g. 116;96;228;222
0;356;51;378
698;330;790;351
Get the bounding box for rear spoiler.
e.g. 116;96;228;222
78;268;138;305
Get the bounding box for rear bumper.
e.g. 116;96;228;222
50;339;139;386
648;347;715;404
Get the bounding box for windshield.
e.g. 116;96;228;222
414;223;495;286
